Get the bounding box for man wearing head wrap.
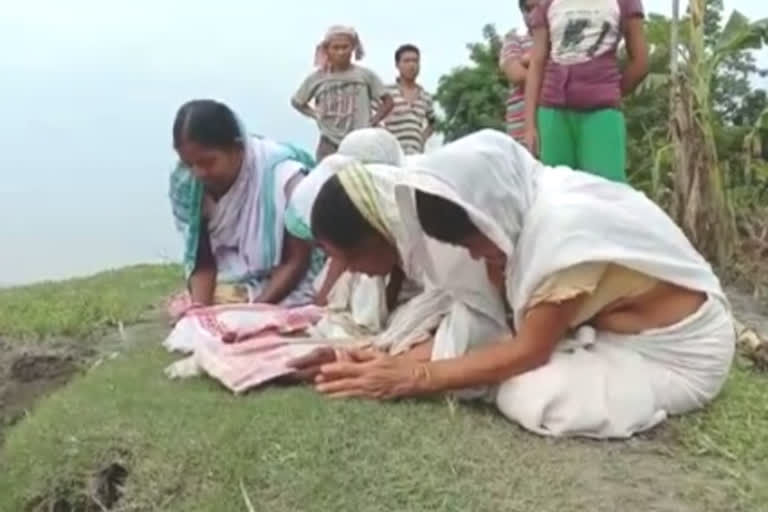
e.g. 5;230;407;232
291;25;395;161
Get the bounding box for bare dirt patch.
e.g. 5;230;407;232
25;460;130;512
727;286;768;335
0;313;166;442
0;339;92;438
727;286;768;370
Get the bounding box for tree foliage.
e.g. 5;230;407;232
434;24;508;142
433;2;768;289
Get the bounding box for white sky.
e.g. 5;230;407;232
0;0;765;285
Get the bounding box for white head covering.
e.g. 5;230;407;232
314;25;365;70
395;129;727;329
395;129;540;257
286;129;407;240
338;128;406;167
285;154;355;240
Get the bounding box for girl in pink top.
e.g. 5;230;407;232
523;0;649;182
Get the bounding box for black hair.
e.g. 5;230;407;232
395;44;420;64
172;99;242;150
311;175;378;249
415;190;480;244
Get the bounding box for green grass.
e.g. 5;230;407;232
0;264;183;340
674;357;768;489
1;342;767;511
0;265;767;511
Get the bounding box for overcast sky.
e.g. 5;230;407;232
1;0;766;285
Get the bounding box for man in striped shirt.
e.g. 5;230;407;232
381;44;437;155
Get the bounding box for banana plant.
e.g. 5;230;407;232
667;3;768;265
743;105;768;187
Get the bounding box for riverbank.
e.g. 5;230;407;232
0;265;766;511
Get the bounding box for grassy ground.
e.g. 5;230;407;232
0;265;767;511
0;264;182;340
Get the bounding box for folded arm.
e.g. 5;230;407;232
371;94;394;127
292;74;319;120
291;98;318;120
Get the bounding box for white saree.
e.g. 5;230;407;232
395;129;735;438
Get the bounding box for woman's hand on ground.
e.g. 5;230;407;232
288;347;337;382
314;349;425;400
288;347;351;382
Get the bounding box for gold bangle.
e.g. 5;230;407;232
412;363;432;392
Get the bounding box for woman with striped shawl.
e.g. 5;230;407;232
289;156;506;387
169;100;321;317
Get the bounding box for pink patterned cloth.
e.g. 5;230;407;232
163;304;326;393
166;291;195;320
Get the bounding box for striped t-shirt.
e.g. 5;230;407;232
381;82;436;155
500;30;534;142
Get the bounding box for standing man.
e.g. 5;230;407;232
382;44;437;155
292;25;394;161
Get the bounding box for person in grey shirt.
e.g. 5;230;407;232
292;25;394;161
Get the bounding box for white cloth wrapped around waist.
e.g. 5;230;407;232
495;296;735;439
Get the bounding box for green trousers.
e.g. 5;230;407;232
537;107;627;183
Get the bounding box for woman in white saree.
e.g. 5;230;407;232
289;137;507;384
284;128;408;310
310;129;735;439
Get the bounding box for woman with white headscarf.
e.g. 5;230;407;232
338;127;407;167
285;128;406;241
310;129;735;439
289;132;506;382
285;128;408;306
284;129;486;345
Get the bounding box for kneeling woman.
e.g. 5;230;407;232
170;99;320;310
293;155;506;374
285;128;409;310
310;130;735;439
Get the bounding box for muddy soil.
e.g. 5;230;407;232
0;314;165;442
727;286;767;332
0;337;92;438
